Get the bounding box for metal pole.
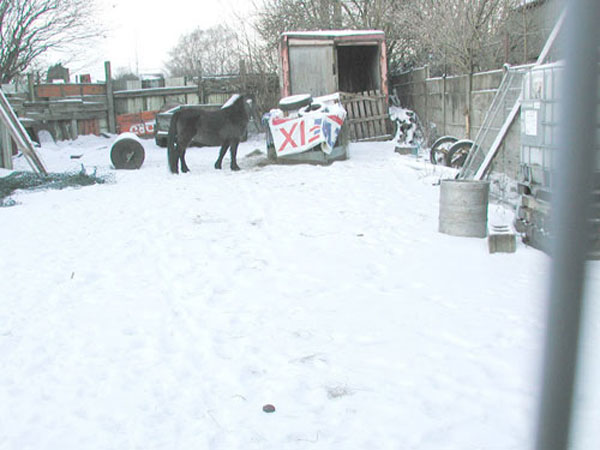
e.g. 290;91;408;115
533;0;600;449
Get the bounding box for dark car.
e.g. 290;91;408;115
154;103;221;147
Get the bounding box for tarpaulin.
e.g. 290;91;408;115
268;104;346;156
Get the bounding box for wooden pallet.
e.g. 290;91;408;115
340;90;392;142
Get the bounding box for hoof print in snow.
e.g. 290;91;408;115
262;404;276;413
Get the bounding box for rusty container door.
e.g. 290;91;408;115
288;43;337;97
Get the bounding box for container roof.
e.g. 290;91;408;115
283;30;384;39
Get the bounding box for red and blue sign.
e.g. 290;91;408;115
269;109;346;156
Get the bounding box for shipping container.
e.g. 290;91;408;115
279;30;392;141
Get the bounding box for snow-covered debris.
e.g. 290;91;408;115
390;106;424;154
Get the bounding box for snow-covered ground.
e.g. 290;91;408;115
1;135;598;449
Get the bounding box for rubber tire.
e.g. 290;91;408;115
430;136;458;165
111;140;145;169
445;140;473;168
278;94;313;112
299;102;325;115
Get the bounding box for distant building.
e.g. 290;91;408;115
140;73;165;89
46;63;70;83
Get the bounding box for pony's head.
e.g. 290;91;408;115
220;94;261;131
244;96;263;132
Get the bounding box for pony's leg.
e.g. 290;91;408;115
177;131;194;173
214;141;229;169
229;141;240;171
180;149;190;173
168;142;180;174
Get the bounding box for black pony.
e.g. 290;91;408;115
167;94;253;174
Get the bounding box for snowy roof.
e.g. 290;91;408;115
140;73;164;80
283;30;384;39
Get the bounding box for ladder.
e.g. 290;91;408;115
0;89;47;174
458;8;566;181
458;65;530;180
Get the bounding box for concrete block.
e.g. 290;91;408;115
394;145;418;155
488;225;517;253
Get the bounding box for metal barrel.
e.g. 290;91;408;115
110;132;145;169
438;179;490;238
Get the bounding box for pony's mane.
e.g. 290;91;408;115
221;94;241;109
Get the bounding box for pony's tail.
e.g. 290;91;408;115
167;110;180;174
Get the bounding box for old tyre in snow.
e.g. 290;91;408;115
278;94;313;112
299;102;325;115
111;133;145;169
430;135;458;165
445;139;473;169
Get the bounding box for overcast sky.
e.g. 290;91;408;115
71;0;254;81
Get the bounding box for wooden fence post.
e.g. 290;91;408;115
198;77;206;104
0;122;13;170
240;59;247;94
466;71;473;139
442;73;447;136
424;66;429;130
27;74;35;102
71;119;79;140
105;61;116;134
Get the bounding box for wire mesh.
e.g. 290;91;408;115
0;168;108;207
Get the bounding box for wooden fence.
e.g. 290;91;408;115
3;61;391;147
389;66;522;178
340;91;392;141
3;62;279;143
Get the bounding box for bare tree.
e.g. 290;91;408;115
113;68;139;82
252;0;415;73
340;0;417;72
231;20;281;111
165;20;280;112
406;0;517;75
233;22;278;75
165;25;241;78
0;0;103;84
252;0;334;51
504;0;560;66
